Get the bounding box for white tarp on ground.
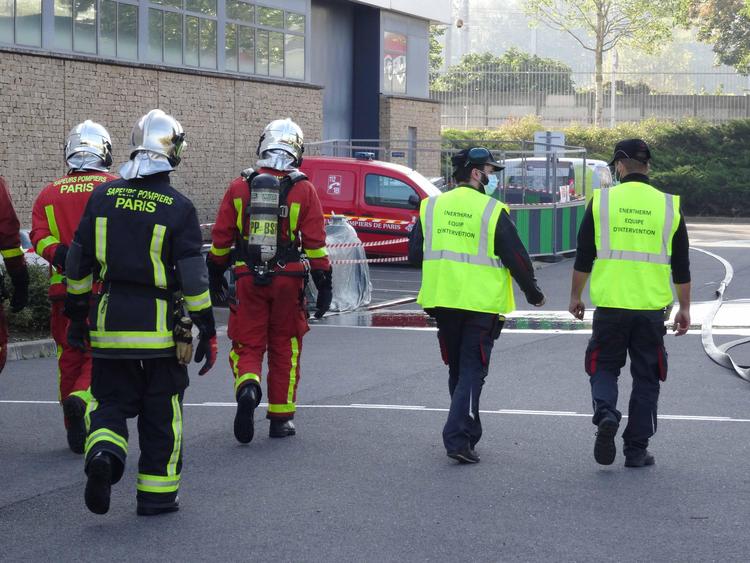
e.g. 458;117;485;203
307;216;372;312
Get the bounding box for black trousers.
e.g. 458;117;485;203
585;307;668;455
434;308;500;453
85;357;189;508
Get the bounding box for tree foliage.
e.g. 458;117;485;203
690;0;750;74
429;25;445;84
432;48;575;95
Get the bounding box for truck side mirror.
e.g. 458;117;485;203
408;194;421;209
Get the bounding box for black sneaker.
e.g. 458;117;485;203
62;395;87;455
137;499;180;516
85;452;113;515
447;448;480;464
625;450;655;468
269;419;296;438
594;418;619;465
233;384;259;444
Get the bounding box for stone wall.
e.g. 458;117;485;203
378;94;442;178
0;49;323;225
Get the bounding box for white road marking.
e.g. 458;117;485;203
3;400;750;422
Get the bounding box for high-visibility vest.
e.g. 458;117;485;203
591;182;681;310
417;186;515;314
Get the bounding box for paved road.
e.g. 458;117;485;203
1;224;749;561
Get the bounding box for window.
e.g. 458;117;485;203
1;0;42;46
2;1;307;80
383;31;406;94
365;174;419;209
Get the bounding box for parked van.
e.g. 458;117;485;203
300;154;442;256
499;157;613;204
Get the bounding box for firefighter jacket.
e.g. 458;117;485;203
0;177;26;275
31;171;118;299
65;172;211;358
208;167;331;273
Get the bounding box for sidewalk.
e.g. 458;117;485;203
6;338;57;361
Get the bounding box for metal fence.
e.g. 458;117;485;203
432;70;750;128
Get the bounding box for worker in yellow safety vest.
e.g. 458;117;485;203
409;147;545;464
569;139;691;468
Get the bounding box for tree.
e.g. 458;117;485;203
689;0;750;74
524;0;679;125
432;48;575;96
429;25;446;84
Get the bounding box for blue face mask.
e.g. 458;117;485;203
484;173;499;195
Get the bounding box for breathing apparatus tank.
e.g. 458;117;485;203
246;173;281;265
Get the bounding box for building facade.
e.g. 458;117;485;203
1;0;448;223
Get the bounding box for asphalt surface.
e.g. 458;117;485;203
1;223;749;561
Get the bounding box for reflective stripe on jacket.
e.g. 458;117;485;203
591;182;680;310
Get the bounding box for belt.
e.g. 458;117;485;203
103;280;173;301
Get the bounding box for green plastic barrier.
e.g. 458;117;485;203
507;200;586;257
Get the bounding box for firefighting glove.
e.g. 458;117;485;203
8;267;29;313
173;316;194;366
206;257;229;305
52;244;69;272
67;318;90;352
311;269;333;319
190;309;217;375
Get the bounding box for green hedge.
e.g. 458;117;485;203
2;264;51;334
443;117;750;216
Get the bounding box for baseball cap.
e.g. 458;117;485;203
608;139;651;166
451;147;504;171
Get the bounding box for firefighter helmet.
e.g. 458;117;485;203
256;118;304;166
64;120;113;172
129;109;186;166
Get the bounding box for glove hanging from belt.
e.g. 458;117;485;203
173;316;193;366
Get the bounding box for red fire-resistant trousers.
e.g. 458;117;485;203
50;300;92;424
228;273;309;419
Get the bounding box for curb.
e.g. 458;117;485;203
7;339;57;361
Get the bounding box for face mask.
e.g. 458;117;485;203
484;173;499;195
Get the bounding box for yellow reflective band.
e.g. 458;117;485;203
0;247;23;258
56;345;63;402
36;235;59;257
150;224;167;288
304;247;328;258
96;294;108;331
167;394;182;477
67;274;93;295
90;330;174;349
45;204;61;240
268;403;296;414
136;473;180;493
233;198;244;232
95;217;108;279
69;389;93;405
85;428;128;455
209;244;231;257
287;337;299;403
289;202;301;241
230;349;240;377
234;372;260;392
156;298;168;333
184;290;211;312
84;397;99;433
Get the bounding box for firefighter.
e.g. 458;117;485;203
30;120;118;453
207;118;332;443
64;109;217;516
0;177;29;373
409;147;545;464
569;139;691;468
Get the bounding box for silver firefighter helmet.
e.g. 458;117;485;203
256;118;304;167
120;109;186;179
64;120;113;172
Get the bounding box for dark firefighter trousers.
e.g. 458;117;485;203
585;307;668;456
435;309;501;453
84;357;188;509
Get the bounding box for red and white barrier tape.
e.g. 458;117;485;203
331;256;409;264
328;237;410;249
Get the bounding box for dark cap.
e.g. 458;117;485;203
451;147;504;171
608;139;651;166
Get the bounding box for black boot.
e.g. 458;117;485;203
85;452;113;515
234;383;260;444
594;417;619;465
62;395;87;455
137;498;180;516
269;419;296;438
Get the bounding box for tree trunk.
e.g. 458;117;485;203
594;5;605;126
